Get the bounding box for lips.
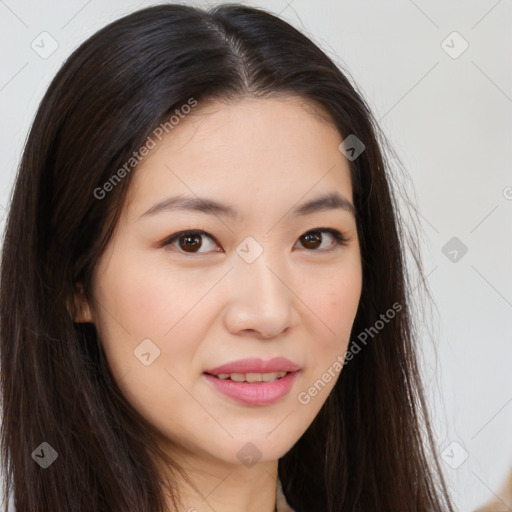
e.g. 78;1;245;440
204;357;301;376
203;371;299;405
203;357;301;405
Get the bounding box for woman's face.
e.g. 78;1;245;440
78;96;362;467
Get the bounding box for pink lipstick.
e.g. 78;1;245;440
203;357;301;406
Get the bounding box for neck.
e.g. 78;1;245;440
162;454;279;512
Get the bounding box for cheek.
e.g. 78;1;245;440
307;263;362;348
95;250;202;337
92;250;223;382
91;254;210;422
295;268;361;414
331;283;361;338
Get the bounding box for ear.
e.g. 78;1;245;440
71;282;94;323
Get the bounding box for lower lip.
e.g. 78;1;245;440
203;371;300;406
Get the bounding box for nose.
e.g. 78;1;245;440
222;250;300;339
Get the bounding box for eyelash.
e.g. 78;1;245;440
160;228;349;255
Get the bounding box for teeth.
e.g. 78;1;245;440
215;371;288;382
262;372;285;382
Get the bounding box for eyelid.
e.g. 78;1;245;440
160;227;349;254
159;229;219;253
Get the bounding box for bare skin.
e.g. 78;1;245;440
75;96;363;512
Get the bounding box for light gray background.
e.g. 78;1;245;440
1;1;511;511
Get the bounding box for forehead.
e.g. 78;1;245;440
125;96;353;220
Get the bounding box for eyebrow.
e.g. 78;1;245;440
139;191;356;220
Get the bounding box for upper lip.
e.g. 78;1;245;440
205;357;301;375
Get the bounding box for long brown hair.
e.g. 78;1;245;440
0;4;454;511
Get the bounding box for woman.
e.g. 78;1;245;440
0;3;455;511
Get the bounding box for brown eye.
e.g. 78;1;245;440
164;230;219;254
300;230;322;249
296;229;348;252
178;233;202;252
162;228;348;256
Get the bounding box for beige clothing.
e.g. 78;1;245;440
276;478;295;512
